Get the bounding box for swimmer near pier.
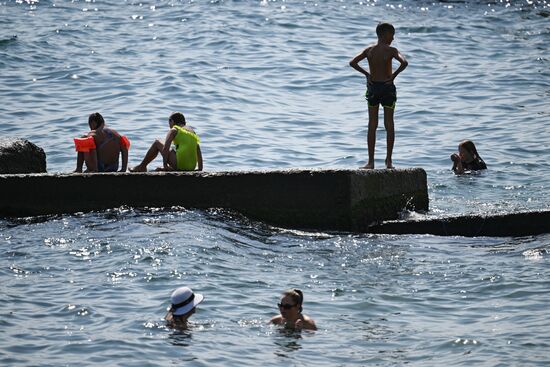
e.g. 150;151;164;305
0;168;428;232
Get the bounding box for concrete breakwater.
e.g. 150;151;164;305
0;168;429;232
368;210;550;237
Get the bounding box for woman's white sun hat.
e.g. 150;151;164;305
170;286;204;316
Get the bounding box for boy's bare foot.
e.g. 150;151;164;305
73;169;83;173
385;159;394;169
129;165;147;172
360;162;374;169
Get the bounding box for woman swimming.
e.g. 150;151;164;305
450;140;487;174
270;289;317;331
165;286;204;329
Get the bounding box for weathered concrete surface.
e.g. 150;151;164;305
0;168;428;232
0;138;47;174
368;210;550;237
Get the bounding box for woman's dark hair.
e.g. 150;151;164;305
460;140;484;161
283;288;304;313
460;140;487;170
172;307;195;319
88;112;105;129
169;112;186;126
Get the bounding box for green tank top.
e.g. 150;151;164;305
172;125;200;171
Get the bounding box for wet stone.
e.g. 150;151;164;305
0;137;47;174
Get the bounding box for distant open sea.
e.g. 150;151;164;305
1;1;549;366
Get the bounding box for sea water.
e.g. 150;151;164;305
1;0;549;365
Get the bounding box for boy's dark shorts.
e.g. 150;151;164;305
366;81;397;109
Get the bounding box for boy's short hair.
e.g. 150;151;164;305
376;22;395;37
169;112;186;126
88;112;105;127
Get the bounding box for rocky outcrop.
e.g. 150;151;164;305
0;138;46;174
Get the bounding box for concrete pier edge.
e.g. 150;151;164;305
2;169;547;237
368;210;550;237
0;168;428;233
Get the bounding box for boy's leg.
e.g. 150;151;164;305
130;140;164;172
153;150;177;171
74;152;84;172
363;105;379;169
74;134;89;172
383;106;395;169
168;150;177;169
82;150;98;172
160;149;177;170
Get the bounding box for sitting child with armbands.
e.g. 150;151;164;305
74;112;130;172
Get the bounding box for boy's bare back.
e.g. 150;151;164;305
365;43;399;82
349;23;407;85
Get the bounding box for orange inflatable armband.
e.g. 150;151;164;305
120;135;131;150
74;136;96;152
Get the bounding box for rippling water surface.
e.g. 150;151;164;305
1;209;550;366
1;0;549;365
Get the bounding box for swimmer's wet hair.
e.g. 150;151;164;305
376;22;395;37
459;140;484;162
169;112;186;126
88;112;105;128
283;288;304;313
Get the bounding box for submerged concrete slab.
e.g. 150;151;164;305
368;210;550;237
0;168;428;232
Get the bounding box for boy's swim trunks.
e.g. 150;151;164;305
366;81;396;109
97;160;119;172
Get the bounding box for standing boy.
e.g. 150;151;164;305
349;23;408;169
